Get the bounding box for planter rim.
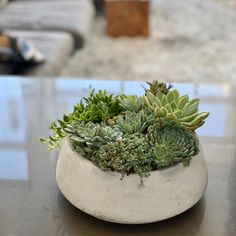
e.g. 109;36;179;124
66;136;198;178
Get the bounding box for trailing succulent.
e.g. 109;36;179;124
41;81;209;179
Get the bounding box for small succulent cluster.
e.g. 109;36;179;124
91;135;152;178
41;81;209;179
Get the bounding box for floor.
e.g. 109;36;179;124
62;0;236;83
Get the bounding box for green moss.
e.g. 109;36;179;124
91;135;152;177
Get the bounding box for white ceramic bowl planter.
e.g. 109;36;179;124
56;138;208;224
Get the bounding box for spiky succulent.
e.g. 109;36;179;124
66;122;123;156
92;135;152;177
119;95;143;113
147;121;199;168
115;111;147;134
40;114;75;149
143;81;173;95
80;89;122;122
144;90;209;131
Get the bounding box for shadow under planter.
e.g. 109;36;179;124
57;189;206;236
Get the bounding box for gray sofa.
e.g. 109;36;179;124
6;30;74;76
0;0;95;48
0;0;95;76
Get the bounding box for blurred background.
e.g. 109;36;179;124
1;2;236;235
0;0;236;83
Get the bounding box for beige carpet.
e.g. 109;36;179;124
62;0;236;83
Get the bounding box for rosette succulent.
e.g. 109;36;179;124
119;95;143;113
41;80;209;179
147;121;199;168
66;122;123;156
115;111;147;134
144;89;209;131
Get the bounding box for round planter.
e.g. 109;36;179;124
56;138;208;224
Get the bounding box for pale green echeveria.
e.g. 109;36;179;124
142;107;157;126
115;111;147;134
119;95;143;113
91;135;152;177
66;122;123;156
147;121;199;168
144;90;209;131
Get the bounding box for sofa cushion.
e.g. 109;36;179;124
0;0;95;48
0;0;7;8
5;30;74;76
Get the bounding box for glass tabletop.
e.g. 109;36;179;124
0;76;235;236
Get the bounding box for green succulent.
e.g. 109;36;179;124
149;145;176;168
80;89;122;122
144;90;209;131
91;135;152;177
142;107;156;126
147;121;199;168
115;111;147;134
119;95;143;113
99;125;123;142
68;90;121;123
143;81;173;95
70;101;86;122
67;122;123;156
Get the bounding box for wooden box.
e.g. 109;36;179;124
105;0;149;37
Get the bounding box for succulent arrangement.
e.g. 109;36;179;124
40;81;209;179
